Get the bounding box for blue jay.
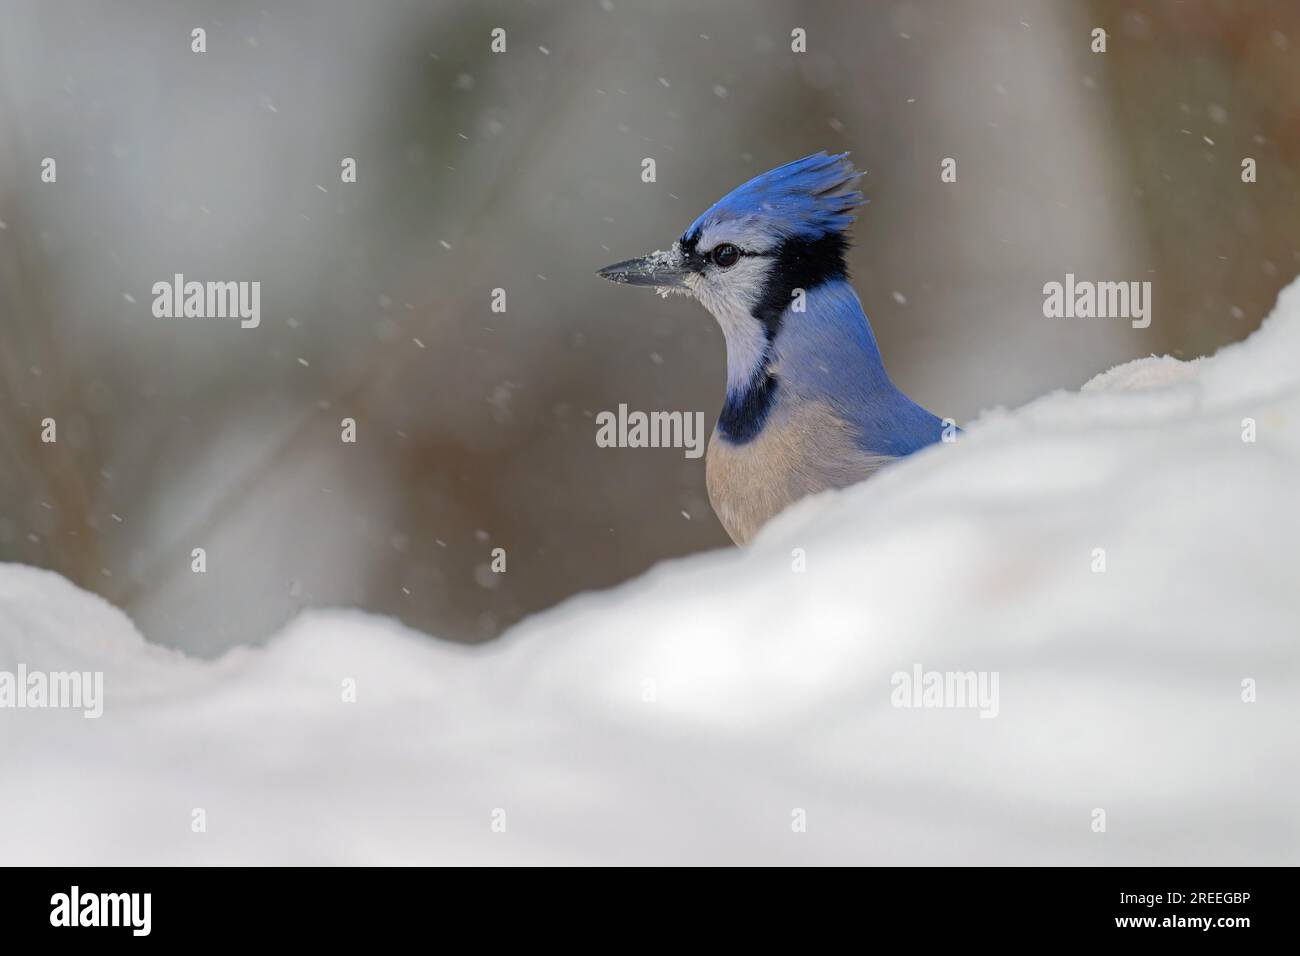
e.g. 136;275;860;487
598;152;949;544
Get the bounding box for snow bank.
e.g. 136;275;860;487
4;284;1300;865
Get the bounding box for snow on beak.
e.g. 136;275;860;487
597;244;692;293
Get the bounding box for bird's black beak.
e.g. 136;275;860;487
597;245;691;290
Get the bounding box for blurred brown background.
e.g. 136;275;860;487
1;0;1297;654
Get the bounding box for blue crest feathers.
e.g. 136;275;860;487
684;151;865;244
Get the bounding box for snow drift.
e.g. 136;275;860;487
3;282;1300;865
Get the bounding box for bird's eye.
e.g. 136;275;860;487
711;243;740;268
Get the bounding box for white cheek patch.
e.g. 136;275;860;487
687;256;775;394
706;255;770;309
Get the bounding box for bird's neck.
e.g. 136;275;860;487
708;291;773;397
710;291;777;444
716;280;890;445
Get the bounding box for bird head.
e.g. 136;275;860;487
598;151;865;341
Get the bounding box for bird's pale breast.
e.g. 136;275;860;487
705;400;891;544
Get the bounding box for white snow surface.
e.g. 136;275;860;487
4;282;1300;865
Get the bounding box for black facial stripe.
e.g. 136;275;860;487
750;232;850;341
717;360;778;445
